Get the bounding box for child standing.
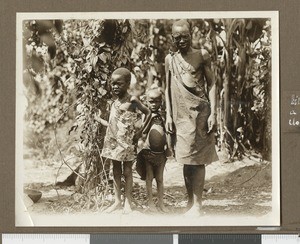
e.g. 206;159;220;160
136;88;168;212
100;67;151;213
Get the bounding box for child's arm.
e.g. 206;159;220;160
131;96;151;142
94;111;109;127
142;113;156;136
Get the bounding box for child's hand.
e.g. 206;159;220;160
133;130;142;144
165;147;174;158
94;110;108;127
94;110;101;121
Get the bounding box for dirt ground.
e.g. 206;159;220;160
22;150;272;220
19;121;275;226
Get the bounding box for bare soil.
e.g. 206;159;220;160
23;154;272;217
21;123;273;225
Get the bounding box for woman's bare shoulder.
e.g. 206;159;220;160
192;48;211;64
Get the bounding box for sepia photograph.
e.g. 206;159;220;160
16;11;279;227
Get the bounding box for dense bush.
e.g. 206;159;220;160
23;18;272;191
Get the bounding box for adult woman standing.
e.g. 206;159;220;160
165;20;218;215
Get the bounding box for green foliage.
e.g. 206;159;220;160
23;19;155;191
23;20;72;133
247;21;272;159
195;18;272;160
23;18;273;194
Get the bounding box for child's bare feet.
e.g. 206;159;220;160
123;198;133;214
104;202;122;213
148;202;156;212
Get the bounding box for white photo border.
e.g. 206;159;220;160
16;11;280;227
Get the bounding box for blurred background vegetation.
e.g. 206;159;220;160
22;18;272;192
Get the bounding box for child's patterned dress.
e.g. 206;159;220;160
101;101;139;162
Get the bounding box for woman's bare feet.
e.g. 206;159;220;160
183;203;202;217
158;204;169;213
123;198;133;214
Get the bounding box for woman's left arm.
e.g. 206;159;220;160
202;49;217;133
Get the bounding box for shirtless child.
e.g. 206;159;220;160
98;67;151;213
136;88;168;212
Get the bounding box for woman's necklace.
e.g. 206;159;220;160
175;53;192;73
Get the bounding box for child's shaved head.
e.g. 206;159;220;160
146;87;163;100
146;87;163;112
112;67;131;83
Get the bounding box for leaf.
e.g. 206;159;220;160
82;37;91;47
246;20;252;30
253;71;260;77
122;26;128;33
69;125;78;135
105;52;111;60
116;60;122;67
99;42;106;47
93;79;100;88
101;73;107;80
102;66;110;73
91;55;98;68
85;63;93;73
98;87;107;96
127;41;134;50
99;53;107;63
146;56;154;64
74;58;83;62
102;47;111;53
121;56;127;64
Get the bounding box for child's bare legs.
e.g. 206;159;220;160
123;161;133;213
106;160;122;212
184;164;205;216
155;160;168;212
145;161;155;211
